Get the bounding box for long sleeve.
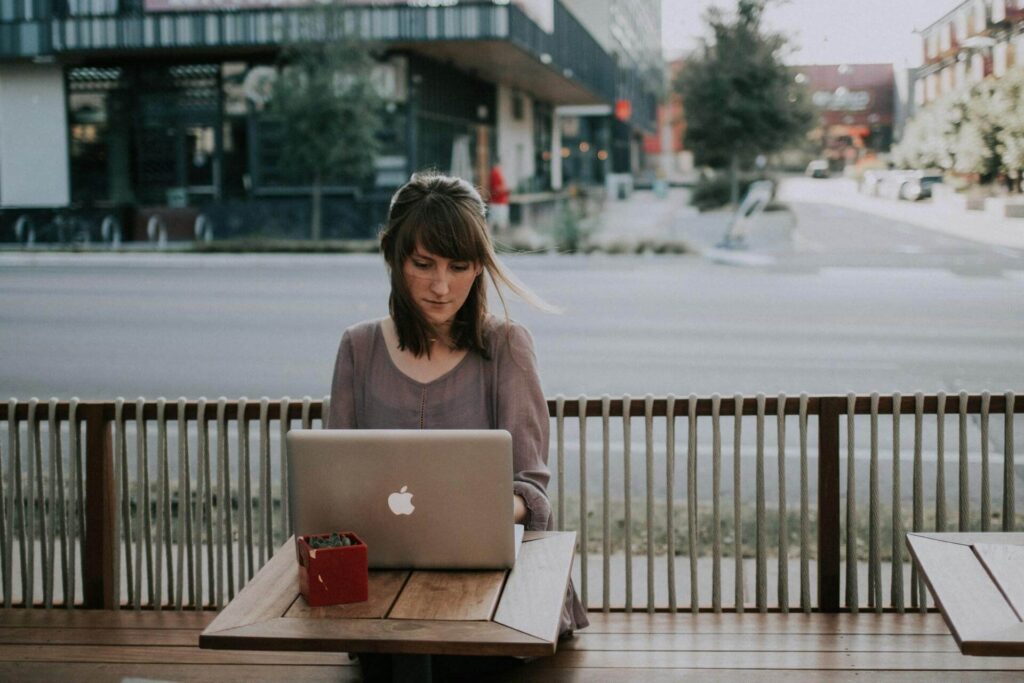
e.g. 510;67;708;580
495;323;552;532
327;330;357;429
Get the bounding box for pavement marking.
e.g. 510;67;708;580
0;252;383;268
818;266;958;280
791;231;826;252
702;248;776;267
992;245;1023;259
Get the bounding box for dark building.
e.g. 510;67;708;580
0;0;655;240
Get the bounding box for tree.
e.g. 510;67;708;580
891;93;957;171
266;38;383;240
894;67;1024;191
674;0;814;205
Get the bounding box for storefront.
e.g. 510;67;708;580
794;63;895;171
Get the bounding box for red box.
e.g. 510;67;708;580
296;532;368;607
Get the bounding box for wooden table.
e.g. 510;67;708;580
907;532;1024;656
200;530;576;679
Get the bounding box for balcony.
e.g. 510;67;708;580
0;0;615;106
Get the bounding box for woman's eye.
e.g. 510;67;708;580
451;263;470;272
412;260;431;269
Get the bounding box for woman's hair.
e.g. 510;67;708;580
379;171;551;359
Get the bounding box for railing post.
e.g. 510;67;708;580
82;403;117;609
817;397;842;612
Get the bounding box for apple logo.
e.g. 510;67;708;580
388;485;415;515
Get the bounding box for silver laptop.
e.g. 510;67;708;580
287;429;522;569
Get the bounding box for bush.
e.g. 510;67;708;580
690;173;774;211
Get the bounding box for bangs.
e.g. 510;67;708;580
393;192;489;263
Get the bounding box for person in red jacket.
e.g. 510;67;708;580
488;160;510;235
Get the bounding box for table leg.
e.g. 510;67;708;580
391;654;432;683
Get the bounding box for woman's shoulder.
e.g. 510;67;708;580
341;318;385;349
483;315;536;356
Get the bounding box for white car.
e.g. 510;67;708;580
805;160;830;178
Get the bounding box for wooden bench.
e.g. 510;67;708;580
2;610;1024;681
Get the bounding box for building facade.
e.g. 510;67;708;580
0;0;650;239
793;63;895;170
551;0;662;188
914;0;1024;108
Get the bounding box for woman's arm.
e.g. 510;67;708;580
513;494;527;524
327;330;357;429
496;323;552;531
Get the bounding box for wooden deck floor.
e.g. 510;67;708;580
1;609;1022;682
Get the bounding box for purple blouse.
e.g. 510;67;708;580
327;316;588;633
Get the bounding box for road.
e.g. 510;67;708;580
2;192;1021;399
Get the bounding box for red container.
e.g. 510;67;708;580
296;532;368;607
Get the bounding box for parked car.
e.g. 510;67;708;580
869;170;942;201
805;159;830;178
897;171;943;201
860;170;884;196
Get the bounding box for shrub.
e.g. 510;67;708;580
690;173;774;211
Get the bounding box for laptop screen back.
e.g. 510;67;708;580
287;429;515;569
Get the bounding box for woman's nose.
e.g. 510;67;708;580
430;271;450;294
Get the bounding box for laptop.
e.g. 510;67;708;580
287;429;523;569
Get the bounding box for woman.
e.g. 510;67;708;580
327;172;587;678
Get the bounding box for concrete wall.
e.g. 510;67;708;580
496;83;535;192
0;64;69;208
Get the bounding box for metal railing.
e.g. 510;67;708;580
0;392;1019;613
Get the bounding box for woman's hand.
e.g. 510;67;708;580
513;494;527;524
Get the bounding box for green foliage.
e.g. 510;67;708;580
554;200;584;253
265;37;384;237
267;40;382;185
674;0;814;170
690;172;771;211
308;532;355;549
894;66;1024;187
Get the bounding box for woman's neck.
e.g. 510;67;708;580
430;322;454;349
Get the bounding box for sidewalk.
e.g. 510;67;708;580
777;177;1024;251
587;187;697;250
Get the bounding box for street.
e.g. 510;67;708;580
2;182;1022;400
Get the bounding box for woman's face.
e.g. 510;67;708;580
402;243;482;328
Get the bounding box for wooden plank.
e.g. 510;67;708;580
913;533;1024;547
0;644;354;666
963;623;1024;657
82;404;117;610
520;649;1024;670
494;531;576;643
389;570;505;621
206;616;553;657
817;397;841;612
0;627;198;647
581;612;955;635
0;609;216;630
0;663;359;683
492;669;1024;683
974;543;1024;620
907;535;1019;649
201;537;299;638
285;570;408;620
560;632;960;653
